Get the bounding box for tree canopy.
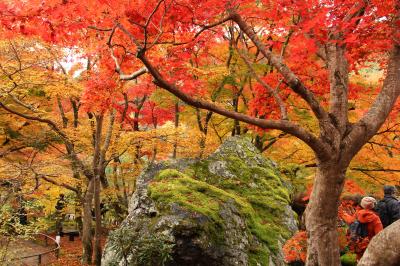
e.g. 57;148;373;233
1;0;399;265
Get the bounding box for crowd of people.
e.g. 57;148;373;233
339;185;400;260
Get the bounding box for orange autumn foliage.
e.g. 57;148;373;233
285;180;366;263
283;231;308;263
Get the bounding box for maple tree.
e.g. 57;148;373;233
1;0;400;265
0;38;183;264
283;180;366;265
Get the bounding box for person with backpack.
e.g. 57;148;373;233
376;185;400;228
341;196;383;260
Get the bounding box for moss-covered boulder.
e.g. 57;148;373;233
102;137;298;266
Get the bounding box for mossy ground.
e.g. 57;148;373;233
148;152;293;266
340;253;357;266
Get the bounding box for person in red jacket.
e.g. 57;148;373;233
341;196;383;260
357;197;383;237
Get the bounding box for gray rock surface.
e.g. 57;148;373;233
102;136;298;266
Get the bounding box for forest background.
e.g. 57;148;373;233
0;0;399;265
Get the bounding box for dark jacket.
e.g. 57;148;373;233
378;195;400;227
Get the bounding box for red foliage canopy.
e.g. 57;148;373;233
2;0;397;111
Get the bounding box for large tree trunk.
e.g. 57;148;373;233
82;178;94;264
92;114;105;266
93;174;102;266
136;10;400;266
305;160;346;266
358;220;400;266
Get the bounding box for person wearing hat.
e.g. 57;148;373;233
358;197;383;235
341;196;383;260
376;185;400;228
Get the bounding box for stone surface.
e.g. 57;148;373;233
102;136;298;266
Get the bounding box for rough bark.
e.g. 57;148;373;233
82;178;94;264
57;96;69;128
358;220;400;266
117;6;400;266
93;114;104;266
305;160;347;266
342;44;400;163
70;98;80;128
196;108;213;158
231;96;241;136
93;174;102;266
326;43;349;135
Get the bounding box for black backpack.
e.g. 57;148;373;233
376;200;390;227
349;219;368;241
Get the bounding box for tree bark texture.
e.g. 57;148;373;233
305;161;347;266
82;178;94;264
119;8;400;266
93;175;102;266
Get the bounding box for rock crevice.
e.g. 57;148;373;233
102;137;298;266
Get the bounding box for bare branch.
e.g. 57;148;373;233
109;47;148;80
262;133;287;152
351;167;400;173
148;0;171;49
46;46;67;75
88;26;113;32
367;141;400;151
38;174;79;193
57;96;68;128
0;146;27;158
0;101;69;140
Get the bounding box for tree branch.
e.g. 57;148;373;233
107;26;148;80
39;174;79;193
100;109;116;167
230;11;329;122
234;45;288;120
8;93;38;112
350;167;400;173
0;102;94;179
193;14;234;39
144;0;165;48
137;53;331;159
0;146;27;158
343;43;400;162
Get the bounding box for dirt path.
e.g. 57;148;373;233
7;238;57;266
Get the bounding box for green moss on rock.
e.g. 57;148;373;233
147;138;295;264
104;137;297;266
